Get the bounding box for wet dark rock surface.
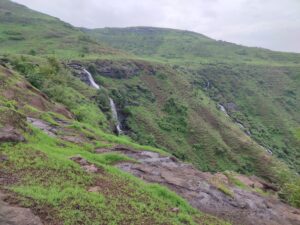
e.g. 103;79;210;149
96;146;300;225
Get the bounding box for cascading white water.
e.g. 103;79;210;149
109;98;123;135
83;69;99;89
237;122;245;129
218;104;229;116
205;80;210;89
83;68;123;135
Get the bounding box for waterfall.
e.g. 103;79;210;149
206;80;210;89
237;122;245;129
266;149;273;155
109;98;123;135
218;104;229;116
236;122;251;136
83;69;99;89
82;68;123;135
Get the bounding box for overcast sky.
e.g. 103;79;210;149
13;0;300;53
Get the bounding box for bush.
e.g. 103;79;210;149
95;89;110;112
280;181;300;207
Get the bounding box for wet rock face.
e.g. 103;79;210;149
67;63;93;85
95;146;300;225
0;192;43;225
69;60;160;79
224;102;238;112
95;61;140;79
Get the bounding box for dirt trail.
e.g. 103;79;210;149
95;146;300;225
0;192;43;225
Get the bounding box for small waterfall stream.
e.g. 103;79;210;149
109;98;123;135
83;69;100;89
83;69;123;135
218;104;229;117
205;80;210;90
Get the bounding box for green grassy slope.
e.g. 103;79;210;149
86;27;300;65
0;0;124;58
0;0;300;213
86;27;300;173
194;63;300;170
0;58;228;225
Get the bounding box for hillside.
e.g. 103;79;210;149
0;0;124;57
86;27;300;65
86;27;300;173
1;1;300;224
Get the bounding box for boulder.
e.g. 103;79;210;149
0;126;25;143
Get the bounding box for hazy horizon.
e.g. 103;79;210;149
13;0;300;53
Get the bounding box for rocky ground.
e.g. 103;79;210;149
3;115;299;225
81;144;300;225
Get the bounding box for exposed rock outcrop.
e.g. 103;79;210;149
0;192;43;225
68;60;160;80
0;126;24;143
93;146;300;225
0;107;26;143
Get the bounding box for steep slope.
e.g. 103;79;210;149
1;56;300;225
0;1;300;223
86;27;300;65
86;27;300;173
0;0;123;57
0;57;232;225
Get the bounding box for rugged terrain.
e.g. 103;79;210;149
0;0;300;224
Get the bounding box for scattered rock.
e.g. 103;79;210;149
88;186;101;193
61;136;85;144
0;126;25;143
171;207;180;213
0;155;8;162
0;192;43;225
82;164;99;173
27;117;57;137
70;155;88;166
70;155;101;173
115;149;300;225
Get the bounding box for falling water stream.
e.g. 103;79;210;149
83;69;99;89
83;69;123;135
109;98;123;135
218;104;229;116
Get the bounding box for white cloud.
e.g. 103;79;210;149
13;0;300;53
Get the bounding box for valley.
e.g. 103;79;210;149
0;0;300;224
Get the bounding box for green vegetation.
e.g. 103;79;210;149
87;27;300;66
86;27;300;174
1;127;225;225
0;1;300;224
